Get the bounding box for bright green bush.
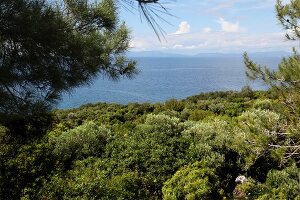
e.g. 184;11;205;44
50;121;109;160
162;161;224;200
238;109;281;132
188;110;215;121
183;120;243;195
235;109;283;168
183;119;234;150
103;114;190;198
144;113;184;136
253;99;273;110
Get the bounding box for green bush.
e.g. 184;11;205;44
208;103;225;114
235;109;283;169
253;99;273;110
50;121;109;161
37;158;146;200
258;164;300;199
164;99;185;112
188;110;215;121
233;164;300;200
162;161;224;200
103;114;190;198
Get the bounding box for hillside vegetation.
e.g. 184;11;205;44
1;88;299;199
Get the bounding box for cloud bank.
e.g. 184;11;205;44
131;31;294;54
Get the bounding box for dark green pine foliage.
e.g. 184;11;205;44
244;0;300;91
0;0;137;117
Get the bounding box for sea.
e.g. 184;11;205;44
58;56;282;109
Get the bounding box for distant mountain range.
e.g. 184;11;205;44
127;51;291;58
246;51;291;58
127;51;188;58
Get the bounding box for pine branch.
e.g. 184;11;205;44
120;0;174;41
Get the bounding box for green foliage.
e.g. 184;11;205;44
253;99;274;110
1;139;54;199
183;119;235;156
1;89;299;199
235;109;283;168
188;109;215;121
37;158;145;200
234;164;300;200
103;114;190;198
164;99;185;112
50;121;109;161
244;0;300;164
208;103;225;114
9;0;300;199
238;109;281;133
276;0;300;41
240;85;255;98
183;119;244;195
257;164;300;199
162;161;224;200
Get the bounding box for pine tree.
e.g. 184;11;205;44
0;0;169;118
244;0;300;93
244;0;300;164
0;0;138;117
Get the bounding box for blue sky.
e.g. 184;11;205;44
119;0;295;54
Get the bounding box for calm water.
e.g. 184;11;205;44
58;57;281;109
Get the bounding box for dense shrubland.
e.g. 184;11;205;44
1;89;299;199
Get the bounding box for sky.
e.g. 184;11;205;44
119;0;296;55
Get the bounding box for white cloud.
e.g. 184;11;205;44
172;43;209;50
173;21;191;35
218;18;240;32
203;27;212;33
130;30;294;54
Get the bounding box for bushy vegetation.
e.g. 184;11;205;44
1;89;299;199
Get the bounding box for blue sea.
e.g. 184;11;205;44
58;57;281;109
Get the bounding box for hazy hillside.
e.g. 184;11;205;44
128;51;291;58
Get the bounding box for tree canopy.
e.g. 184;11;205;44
0;0;169;117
